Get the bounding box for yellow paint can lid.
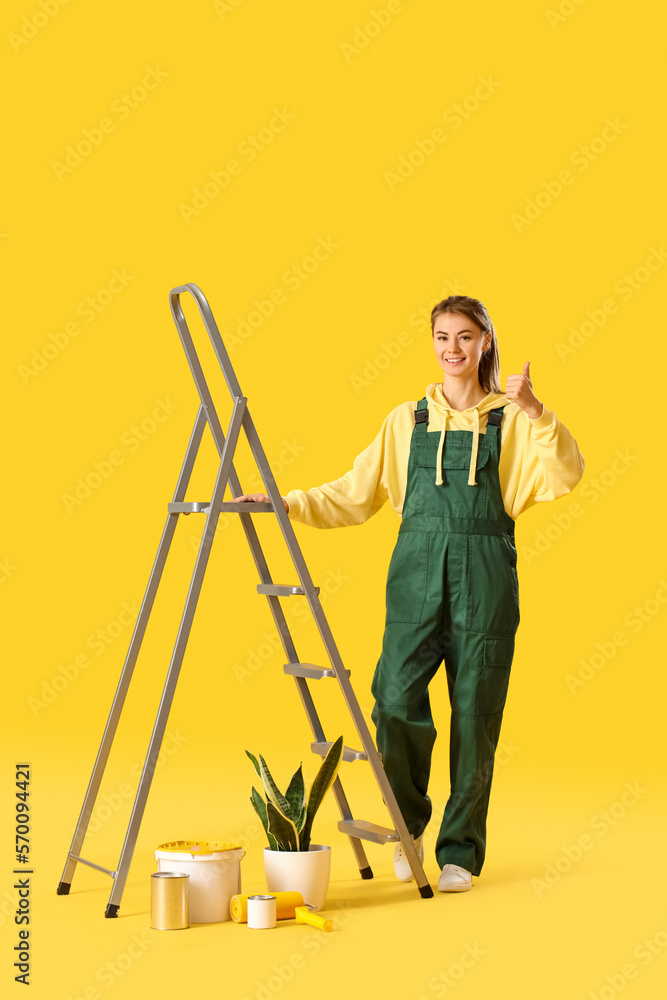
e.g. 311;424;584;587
156;840;243;856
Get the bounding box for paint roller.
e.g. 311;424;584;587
230;892;333;931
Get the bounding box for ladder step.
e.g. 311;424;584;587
168;501;211;513
257;584;320;596
338;820;399;844
312;741;367;762
220;502;273;512
284;662;351;680
168;501;273;514
68;854;117;877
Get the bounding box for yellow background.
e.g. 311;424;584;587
3;1;666;997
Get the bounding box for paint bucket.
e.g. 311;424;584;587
155;841;245;923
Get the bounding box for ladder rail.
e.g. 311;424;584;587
106;394;248;914
170;284;244;402
170;287;293;618
291;675;372;875
57;405;208;894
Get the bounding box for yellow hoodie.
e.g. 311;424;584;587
283;382;585;527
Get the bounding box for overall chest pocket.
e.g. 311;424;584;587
412;441;492;474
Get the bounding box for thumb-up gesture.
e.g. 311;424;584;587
504;362;543;419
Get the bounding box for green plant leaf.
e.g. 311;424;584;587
285;764;306;831
249;786;277;851
267;800;299;851
245;750;262;780
259;754;291;817
299;736;344;851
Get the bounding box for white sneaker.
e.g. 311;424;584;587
438;863;472;892
393;835;424;882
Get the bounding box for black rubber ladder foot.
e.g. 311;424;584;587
56;882;70;896
419;884;434;898
359;865;373;880
105;903;120;918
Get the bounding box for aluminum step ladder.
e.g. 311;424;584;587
57;282;433;916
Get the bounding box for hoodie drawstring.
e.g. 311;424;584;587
468;406;480;486
434;408;448;486
434;403;480;487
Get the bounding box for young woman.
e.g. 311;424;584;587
232;295;585;892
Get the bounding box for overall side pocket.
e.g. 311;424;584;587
385;531;431;625
476;635;515;716
465;534;520;636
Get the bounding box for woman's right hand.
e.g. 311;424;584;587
230;493;290;513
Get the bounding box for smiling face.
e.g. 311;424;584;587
433;311;492;378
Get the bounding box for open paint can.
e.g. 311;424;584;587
155;841;245;923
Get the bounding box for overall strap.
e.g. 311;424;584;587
486;407;504;427
485;406;505;459
414;397;429;424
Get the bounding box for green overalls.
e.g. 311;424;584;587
371;397;520;877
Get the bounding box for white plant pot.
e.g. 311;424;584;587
263;845;331;911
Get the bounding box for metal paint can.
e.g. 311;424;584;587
151;871;189;930
230;890;303;923
247;894;277;929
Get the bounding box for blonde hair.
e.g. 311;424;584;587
430;295;502;394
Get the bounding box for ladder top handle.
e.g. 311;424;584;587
169;284;243;400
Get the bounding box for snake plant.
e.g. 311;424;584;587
246;736;344;851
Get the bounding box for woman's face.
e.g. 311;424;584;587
433;311;492;378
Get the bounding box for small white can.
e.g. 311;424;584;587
247;894;277;929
